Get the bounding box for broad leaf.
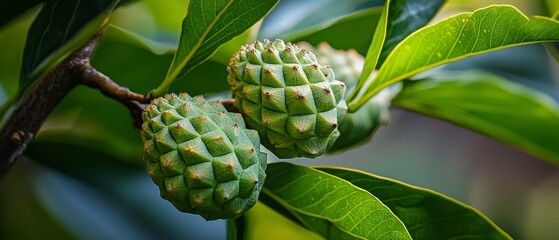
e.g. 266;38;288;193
289;7;384;56
20;0;119;93
351;5;559;110
152;0;279;97
0;0;42;28
350;0;446;102
316;167;512;240
379;0;447;65
262;162;411;240
393;71;559;164
104;24;176;55
259;0;383;40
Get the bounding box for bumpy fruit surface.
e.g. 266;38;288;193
227;39;347;158
299;42;398;153
141;93;267;220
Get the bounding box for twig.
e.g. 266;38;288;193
0;32;101;180
0;28;148;180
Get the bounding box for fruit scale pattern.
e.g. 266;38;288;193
227;39;348;158
141;93;267;220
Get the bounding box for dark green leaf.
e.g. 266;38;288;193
288;7;384;56
316;167;512;240
262;162;411;240
393;70;559;164
260;0;383;41
379;0;447;65
0;0;42;28
20;0;119;93
351;5;559;110
152;0;279;97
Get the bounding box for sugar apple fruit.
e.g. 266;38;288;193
227;39;348;158
299;42;399;153
141;93;267;220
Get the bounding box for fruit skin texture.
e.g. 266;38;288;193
299;42;399;153
227;39;347;158
141;93;267;220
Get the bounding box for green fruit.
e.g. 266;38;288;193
299;42;399;153
141;93;267;220
227;39;348;158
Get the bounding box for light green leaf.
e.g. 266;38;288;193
152;0;279;97
316;167;512;240
262;162;411;240
348;1;390;101
393;70;559;164
351;5;559;110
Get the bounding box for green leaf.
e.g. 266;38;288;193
316;167;512;240
349;1;390;102
349;0;446;103
104;24;176;55
287;7;384;56
20;0;119;94
393;70;559;164
261;162;411;240
0;0;42;28
152;0;279;97
379;0;447;65
351;5;559;110
261;0;383;41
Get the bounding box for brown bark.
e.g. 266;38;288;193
0;31;148;180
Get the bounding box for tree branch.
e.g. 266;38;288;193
0;43;89;179
0;29;147;180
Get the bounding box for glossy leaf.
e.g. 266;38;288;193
260;0;382;41
379;0;447;65
393;71;559;164
262;162;411;240
152;0;279;97
20;0;119;93
349;1;389;102
350;0;446;102
289;7;383;56
104;24;176;55
351;5;559;110
0;0;42;28
316;167;511;240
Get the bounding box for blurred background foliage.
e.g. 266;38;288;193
1;0;558;239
